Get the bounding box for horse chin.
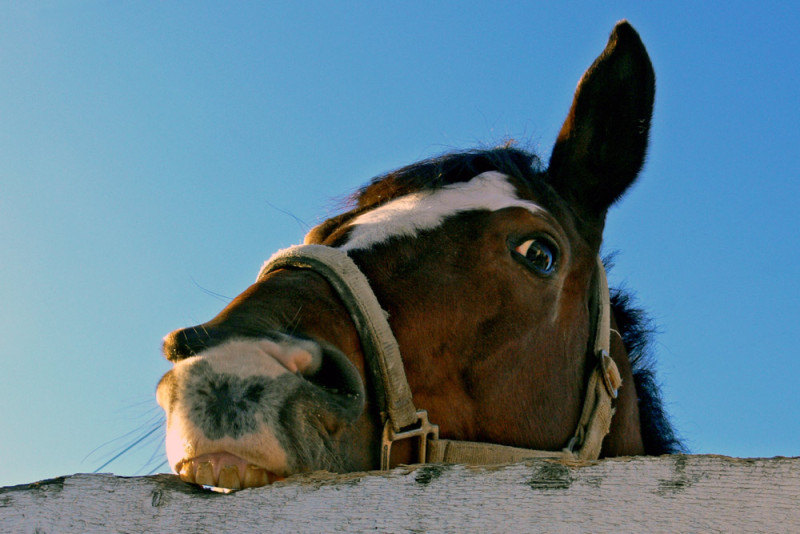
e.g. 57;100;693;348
175;452;285;489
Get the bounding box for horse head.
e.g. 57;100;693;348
157;21;673;490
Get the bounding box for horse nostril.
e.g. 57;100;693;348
162;329;192;362
302;345;366;422
162;325;217;362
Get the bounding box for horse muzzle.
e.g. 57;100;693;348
157;333;365;489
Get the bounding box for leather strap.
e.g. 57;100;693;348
562;257;622;460
258;245;621;467
258;245;419;430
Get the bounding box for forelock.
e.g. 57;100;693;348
340;171;543;251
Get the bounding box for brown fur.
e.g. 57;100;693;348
159;21;660;477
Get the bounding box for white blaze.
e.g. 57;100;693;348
340;171;543;251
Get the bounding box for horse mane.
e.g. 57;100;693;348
608;280;686;454
357;146;685;454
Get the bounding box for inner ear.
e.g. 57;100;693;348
547;21;655;221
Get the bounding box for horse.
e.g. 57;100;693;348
157;21;681;490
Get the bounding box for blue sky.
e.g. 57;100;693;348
1;2;798;486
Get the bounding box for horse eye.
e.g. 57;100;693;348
514;238;557;275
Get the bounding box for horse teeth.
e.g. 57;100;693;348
244;465;268;488
178;462;195;484
195;461;216;486
218;465;242;490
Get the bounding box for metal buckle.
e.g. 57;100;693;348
599;350;621;399
380;409;440;470
565;433;582;454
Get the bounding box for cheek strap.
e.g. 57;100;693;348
259;245;620;467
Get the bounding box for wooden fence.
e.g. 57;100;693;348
2;455;799;532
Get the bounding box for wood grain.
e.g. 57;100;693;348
2;455;799;533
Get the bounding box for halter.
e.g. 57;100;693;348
258;244;621;467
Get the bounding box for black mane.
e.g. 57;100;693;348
609;285;685;454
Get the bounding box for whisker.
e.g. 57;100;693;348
146;460;170;476
265;200;311;233
190;277;233;303
83;411;163;463
93;423;163;473
139;438;170;475
287;305;304;335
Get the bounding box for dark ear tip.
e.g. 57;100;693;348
609;20;645;49
611;20;637;38
605;21;654;86
613;19;634;31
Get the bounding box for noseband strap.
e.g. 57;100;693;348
258;244;420;430
258;245;621;467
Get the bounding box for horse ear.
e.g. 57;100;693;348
547;21;655;221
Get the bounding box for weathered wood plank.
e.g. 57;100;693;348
2;455;799;533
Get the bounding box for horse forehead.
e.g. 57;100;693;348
338;171;544;251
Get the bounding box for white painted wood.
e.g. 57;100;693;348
2;455;799;533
